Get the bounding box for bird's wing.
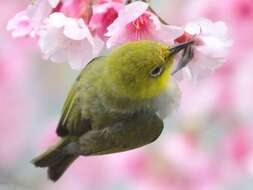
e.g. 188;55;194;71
56;57;104;137
66;111;164;156
56;86;92;137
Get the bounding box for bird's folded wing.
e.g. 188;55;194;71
56;57;105;137
56;86;91;137
66;111;164;155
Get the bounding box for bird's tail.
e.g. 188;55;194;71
32;139;78;182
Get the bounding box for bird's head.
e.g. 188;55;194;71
105;40;193;100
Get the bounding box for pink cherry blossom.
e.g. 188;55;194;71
174;18;233;80
97;0;124;4
89;1;123;40
39;12;104;69
58;0;93;23
6;10;34;37
105;1;183;48
7;0;60;37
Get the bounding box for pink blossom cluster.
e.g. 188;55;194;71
7;0;232;80
2;1;253;189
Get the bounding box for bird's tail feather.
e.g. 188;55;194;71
32;139;78;181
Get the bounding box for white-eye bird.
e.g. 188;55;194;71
32;40;194;181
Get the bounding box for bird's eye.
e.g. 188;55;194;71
150;65;164;77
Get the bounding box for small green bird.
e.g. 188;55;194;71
32;40;193;181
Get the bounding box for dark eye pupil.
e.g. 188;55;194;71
150;66;163;77
152;67;161;74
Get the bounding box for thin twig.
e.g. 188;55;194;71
125;0;133;4
148;6;168;25
141;0;168;25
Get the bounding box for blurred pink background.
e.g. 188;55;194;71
1;0;253;189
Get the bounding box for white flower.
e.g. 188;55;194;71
39;13;104;69
174;18;233;80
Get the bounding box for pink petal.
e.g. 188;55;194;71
175;18;233;81
48;0;61;8
106;12;155;47
198;36;233;58
155;25;184;44
93;36;105;56
92;2;122;14
68;39;94;69
26;0;52;23
185;22;201;35
194;18;227;36
7;11;33;37
106;28;128;48
39;13;102;69
208;21;229;38
63;18;92;41
47;12;67;28
106;8;183;48
59;0;93;23
90;2;123;39
7;0;55;37
149;12;161;30
118;1;149;25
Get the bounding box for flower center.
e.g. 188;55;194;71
127;13;152;32
175;32;193;43
175;32;204;46
52;2;63;12
103;7;119;26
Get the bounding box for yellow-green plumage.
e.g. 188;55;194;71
32;41;181;181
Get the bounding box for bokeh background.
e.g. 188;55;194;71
1;0;253;189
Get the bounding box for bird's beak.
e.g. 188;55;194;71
169;40;194;75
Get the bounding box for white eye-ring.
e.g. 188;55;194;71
150;65;164;77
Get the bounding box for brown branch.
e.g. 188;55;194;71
148;5;168;25
140;0;169;25
125;0;133;4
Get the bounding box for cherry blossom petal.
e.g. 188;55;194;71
93;36;105;55
97;0;124;4
105;1;148;37
67;40;94;69
197;36;233;58
185;22;201;35
92;2;122;14
48;0;61;8
90;2;123;39
59;0;93;23
105;1;183;48
7;0;56;37
155;25;184;44
7;11;33;37
39;13;102;69
118;1;149;24
63;17;93;42
174;18;233;80
47;12;67;28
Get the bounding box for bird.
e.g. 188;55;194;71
32;40;194;181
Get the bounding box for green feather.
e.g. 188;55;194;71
32;41;180;181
